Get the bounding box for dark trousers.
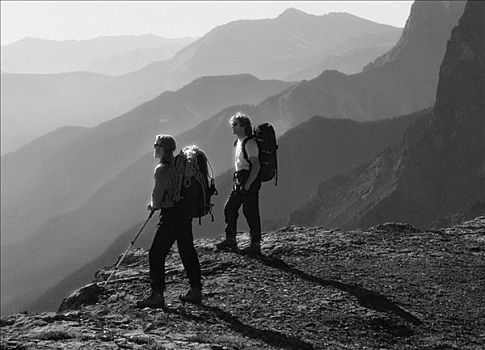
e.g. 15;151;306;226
149;208;201;293
224;170;262;244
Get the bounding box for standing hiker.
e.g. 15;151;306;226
216;112;262;255
136;135;202;309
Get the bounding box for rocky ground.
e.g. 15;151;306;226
1;217;484;349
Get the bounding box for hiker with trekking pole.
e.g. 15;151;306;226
135;134;203;309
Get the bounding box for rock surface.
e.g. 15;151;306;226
1;217;484;349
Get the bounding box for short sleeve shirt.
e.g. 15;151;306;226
235;137;258;171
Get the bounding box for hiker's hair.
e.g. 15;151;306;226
230;112;252;136
155;134;176;164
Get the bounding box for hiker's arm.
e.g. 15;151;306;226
244;156;260;190
150;165;168;210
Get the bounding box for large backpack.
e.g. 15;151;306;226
172;145;217;223
241;123;278;185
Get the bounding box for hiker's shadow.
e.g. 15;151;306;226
165;303;315;350
247;253;423;326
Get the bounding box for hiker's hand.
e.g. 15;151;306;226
147;204;156;212
244;182;251;191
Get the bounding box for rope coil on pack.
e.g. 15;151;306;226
165;154;185;204
166;145;217;223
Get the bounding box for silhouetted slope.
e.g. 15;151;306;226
290;1;485;229
2;217;484;348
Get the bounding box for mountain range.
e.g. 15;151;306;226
1;74;292;246
1;35;196;75
0;1;473;316
1;10;401;154
289;0;485;230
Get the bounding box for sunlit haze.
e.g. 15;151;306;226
1;1;413;45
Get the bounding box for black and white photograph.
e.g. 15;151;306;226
1;1;484;348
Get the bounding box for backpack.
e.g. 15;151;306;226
172;145;217;223
241;123;278;185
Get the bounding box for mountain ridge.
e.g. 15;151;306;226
1;35;196;75
1;9;401;154
289;0;485;230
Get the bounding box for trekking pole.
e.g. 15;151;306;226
103;210;155;287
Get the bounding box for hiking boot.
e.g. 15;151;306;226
135;290;165;309
179;287;202;305
240;242;262;255
215;237;237;250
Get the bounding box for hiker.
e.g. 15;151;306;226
136;135;202;309
216;112;262;254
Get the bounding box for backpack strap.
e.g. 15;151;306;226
241;135;254;166
275;156;278;186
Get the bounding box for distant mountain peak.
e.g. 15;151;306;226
277;7;312;19
316;69;347;79
326;11;359;18
12;36;42;44
277;9;383;23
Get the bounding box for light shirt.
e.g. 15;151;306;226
235;137;258;171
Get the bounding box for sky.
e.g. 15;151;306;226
1;1;413;46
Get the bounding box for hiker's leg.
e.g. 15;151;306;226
242;191;262;244
176;218;202;290
149;214;177;292
224;190;243;239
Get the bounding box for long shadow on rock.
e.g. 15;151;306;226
166;304;315;350
249;253;423;326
